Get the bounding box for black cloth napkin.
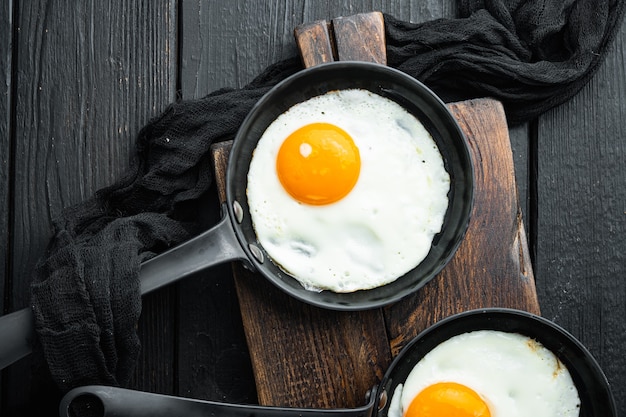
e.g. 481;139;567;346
30;0;625;392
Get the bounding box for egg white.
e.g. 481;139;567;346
389;330;581;417
246;89;450;292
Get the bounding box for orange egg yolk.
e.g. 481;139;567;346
404;382;491;417
276;122;360;205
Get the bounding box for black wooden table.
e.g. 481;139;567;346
1;1;625;415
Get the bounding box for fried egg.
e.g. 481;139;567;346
246;89;450;292
387;330;581;417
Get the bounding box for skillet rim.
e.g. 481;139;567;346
374;307;616;417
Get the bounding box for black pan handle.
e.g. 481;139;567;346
0;203;251;370
59;385;378;417
0;308;36;369
139;203;252;294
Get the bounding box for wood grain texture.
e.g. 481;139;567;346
535;17;626;412
0;0;12;412
0;0;12;314
174;187;257;404
180;1;300;97
175;260;257;403
332;12;386;64
295;12;386;67
384;99;539;355
507;124;530;234
180;1;458;98
4;0;177;413
234;264;390;409
179;0;303;402
129;290;177;394
294;20;336;67
10;0;177;314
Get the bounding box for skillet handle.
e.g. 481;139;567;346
0;308;36;370
139;202;252;294
59;385;378;417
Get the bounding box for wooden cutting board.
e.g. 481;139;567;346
211;11;539;410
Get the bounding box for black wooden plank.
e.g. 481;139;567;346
0;0;13;413
173;182;258;403
180;0;458;97
129;290;178;394
535;18;626;412
178;0;316;402
4;1;177;414
0;0;12;314
509;125;531;233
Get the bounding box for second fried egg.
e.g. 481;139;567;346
246;89;450;292
386;330;581;417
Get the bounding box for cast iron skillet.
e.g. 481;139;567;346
59;308;617;417
0;61;473;369
141;60;474;310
